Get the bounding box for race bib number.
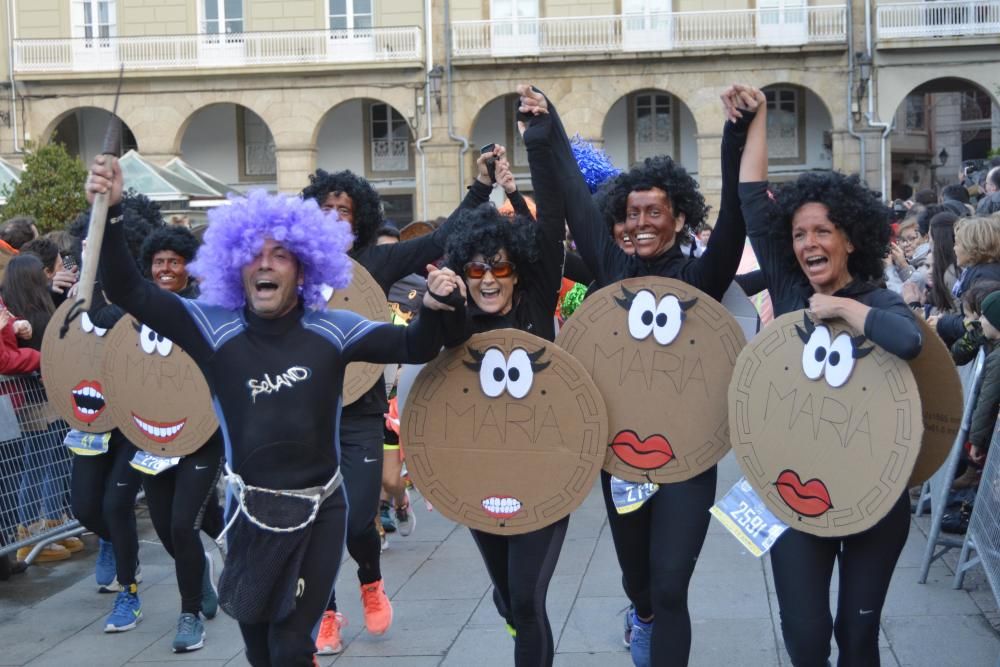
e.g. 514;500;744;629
64;429;111;456
710;477;789;557
130;451;181;475
610;476;659;514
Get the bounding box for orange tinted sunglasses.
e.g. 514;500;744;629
463;260;516;279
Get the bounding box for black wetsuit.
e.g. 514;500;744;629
98;205;463;667
529;95;752;666
741;180;922;667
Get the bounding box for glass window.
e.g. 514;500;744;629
370;103;409;172
765;87;799;160
240;109;276;179
204;0;243;34
633;92;672;163
330;0;374;31
905;95;926;132
74;0;116;43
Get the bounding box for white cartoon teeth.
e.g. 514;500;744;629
131;414;186;442
481;496;523;518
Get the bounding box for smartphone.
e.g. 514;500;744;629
480;143;497;183
516;86;540;124
61;253;77;271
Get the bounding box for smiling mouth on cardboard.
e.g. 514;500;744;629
131;413;187;443
482;495;522;519
71;380;106;424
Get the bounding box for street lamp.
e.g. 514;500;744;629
938;147;949;167
428;65;444;112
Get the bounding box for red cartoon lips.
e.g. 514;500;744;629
610;430;675;470
71;380;106;424
482;496;522;519
775;469;833;517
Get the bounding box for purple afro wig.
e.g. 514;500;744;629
189;190;354;310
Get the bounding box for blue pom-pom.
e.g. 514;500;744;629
571;135;620;194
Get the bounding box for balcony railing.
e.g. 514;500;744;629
450;7;846;58
13;26;422;74
877;0;1000;39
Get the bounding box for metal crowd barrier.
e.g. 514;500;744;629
954;416;1000;589
917;348;986;584
0;372;83;564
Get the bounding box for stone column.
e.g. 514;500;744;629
275;146;317;194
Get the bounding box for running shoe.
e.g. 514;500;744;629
315;610;346;655
201;552;218;620
623;604;634;648
100;561;143;593
171;612;205;652
395;490;415;537
360;579;393;635
104;587;142;632
629;612;652;667
380;500;397;533
95;539;116;591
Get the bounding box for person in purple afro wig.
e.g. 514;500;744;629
86;154;467;665
189;190;354;312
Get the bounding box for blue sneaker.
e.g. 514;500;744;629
380;501;397;533
172;612;205;652
623;604;634;648
95;539;116;592
104;588;142;632
629;611;652;667
201;553;218;620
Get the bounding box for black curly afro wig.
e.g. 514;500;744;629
593;173;630;232
140;226;200;277
773;172;890;284
445;204;539;280
302;169;383;250
68;189;165;272
606;155;709;238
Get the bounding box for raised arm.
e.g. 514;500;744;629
683;86;762;300
519;86;625;288
87;157;212;363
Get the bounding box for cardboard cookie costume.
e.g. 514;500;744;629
102;315;219;456
906;317;962;485
729;311;923;537
327;259;390;405
40;299;116;432
402;329;608;535
555;277;744;484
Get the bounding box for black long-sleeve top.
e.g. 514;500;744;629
740;181;922;360
98;205;464;489
526;96;752;302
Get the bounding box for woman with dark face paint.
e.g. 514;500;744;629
519;82;763;667
440;133;567;667
740;102;922;667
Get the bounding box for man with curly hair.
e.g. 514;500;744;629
302;166;475;652
87;155;466;666
140;225;200;295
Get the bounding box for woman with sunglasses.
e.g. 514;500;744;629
441;139;567;667
514;84;761;667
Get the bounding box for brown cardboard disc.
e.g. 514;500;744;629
907;317;963;485
399;221;435;241
327;259;390;405
729;310;923;538
555;277;744;484
40;299;116;433
401;329;608;535
102;315;219;456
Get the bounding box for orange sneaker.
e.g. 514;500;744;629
360;579;393;635
315;610;346;655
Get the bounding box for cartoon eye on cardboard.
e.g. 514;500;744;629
556;277;744;484
101;316;219;456
401;329;608;535
40;299;116;432
728;310;923;537
325;258;390;405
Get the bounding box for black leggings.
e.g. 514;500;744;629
70;431;142;587
600;466;717;667
142;434;224;614
239;487;348;667
326;414;383;611
472;516;568;667
770;492;910;667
